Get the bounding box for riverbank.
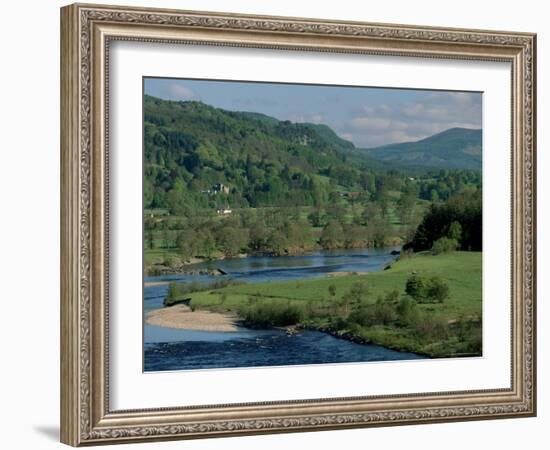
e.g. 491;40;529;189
146;305;240;332
144;244;402;276
184;251;482;358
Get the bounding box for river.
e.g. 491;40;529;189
143;246;426;371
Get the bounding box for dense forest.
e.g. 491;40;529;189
143;95;482;270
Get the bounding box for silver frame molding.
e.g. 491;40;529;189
60;3;536;446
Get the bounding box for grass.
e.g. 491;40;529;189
183;251;482;358
191;252;481;318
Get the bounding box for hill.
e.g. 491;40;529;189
144;95;398;215
362;128;482;170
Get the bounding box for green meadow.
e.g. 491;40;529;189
172;251;482;358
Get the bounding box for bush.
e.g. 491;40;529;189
431;237;458;255
405;274;450;303
238;300;304;328
412;314;449;341
396;296;418;326
447;221;463;243
342;281;369;305
405;274;428;301
426;276;450;303
348;291;398;327
373;298;396;325
385;289;400;303
348;306;377;327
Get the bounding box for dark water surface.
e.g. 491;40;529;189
144;329;423;372
144;247;427;371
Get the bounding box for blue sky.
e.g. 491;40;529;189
144;77;482;148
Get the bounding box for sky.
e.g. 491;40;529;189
144;77;482;148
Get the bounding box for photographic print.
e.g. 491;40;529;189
142;78;483;372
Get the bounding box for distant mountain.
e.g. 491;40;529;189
362;128;482;170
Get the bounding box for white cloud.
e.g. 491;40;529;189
167;84;197;100
350;117;392;130
289;113;325;124
343;92;482;147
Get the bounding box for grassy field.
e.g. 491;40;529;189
172;251;482;358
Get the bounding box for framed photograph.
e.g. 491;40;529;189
60;3;537;446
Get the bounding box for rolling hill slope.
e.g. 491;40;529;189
363;128;482;170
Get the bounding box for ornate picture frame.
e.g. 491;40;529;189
60;3;536;446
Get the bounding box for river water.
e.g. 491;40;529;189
144;247;426;371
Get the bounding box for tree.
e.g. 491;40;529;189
162;229;170;249
146;230;155;250
431;237;458;255
361;202;382;226
447;220;463;243
405;274;427;301
197;229;216;258
248;220;269;251
426;276;450;303
266;229;288;256
319;220;344;249
396;191;416;225
342;281;369;305
374;185;391;217
405;273;450;303
396;296;418;326
343;224;367;248
359;171;375;193
177;229;197;261
408;190;481;252
366;215;391;247
326;203;346;220
218;227;248;257
307;208;326;227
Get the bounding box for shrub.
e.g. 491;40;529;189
348;292;398;327
405;274;428;301
405;274;450;303
426;276;450;303
342;281;369;305
396;296;418;326
412;314;449;341
447;221;463;243
431;237;458;255
385;289;400;303
238;300;304;328
373;298;396;325
162;254;173;267
348;305;377;327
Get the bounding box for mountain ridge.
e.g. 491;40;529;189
361;127;482;170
